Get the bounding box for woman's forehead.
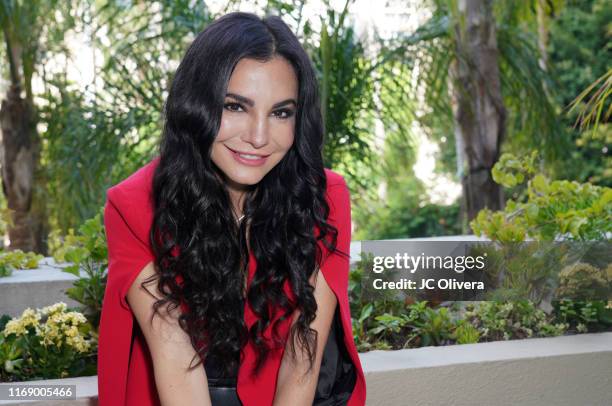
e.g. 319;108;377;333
226;56;298;102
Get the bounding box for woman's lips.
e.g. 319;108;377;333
226;146;269;167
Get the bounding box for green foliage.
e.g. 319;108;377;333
404;303;455;347
0;250;44;278
49;210;108;328
552;262;612;332
301;0;395;202
553;299;612;333
0;190;9;242
470;152;611;336
351;252;404;350
350;252;406;351
496;19;568;163
39;79;124;232
0;304;97;382
472;152;612;242
452;320;480;344
470;242;566;304
308;2;376;171
464;301;567;341
355;196;462;240
568;68;612;135
0;0;75;99
549;0;611;114
548;0;612;186
349;250;580;351
491;151;538;188
353;139;462;240
555;262;609;300
353;300;461;351
353;298;569;351
38;2;214;233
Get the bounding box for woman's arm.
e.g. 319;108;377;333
127;261;212;406
273;269;338;406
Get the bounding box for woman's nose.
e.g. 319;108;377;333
241;115;269;148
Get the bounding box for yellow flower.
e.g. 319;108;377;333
3;319;26;336
64;312;87;326
5;303;94;354
66;335;91;353
40;335;55;347
2;308;41;336
64;326;79;338
40;302;67;316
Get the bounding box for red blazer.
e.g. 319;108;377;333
97;157;367;405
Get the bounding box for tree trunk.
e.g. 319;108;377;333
450;0;507;230
0;83;41;252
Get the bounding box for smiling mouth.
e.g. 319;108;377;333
225;146;271;159
225;145;271;167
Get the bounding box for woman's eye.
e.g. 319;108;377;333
273;109;295;119
224;102;243;112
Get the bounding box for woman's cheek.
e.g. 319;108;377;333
221;113;249;133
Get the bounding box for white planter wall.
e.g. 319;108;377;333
0;332;610;405
362;332;612;406
0;259;84;317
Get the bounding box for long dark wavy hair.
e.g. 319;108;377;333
143;11;346;379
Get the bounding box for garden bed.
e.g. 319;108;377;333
0;332;610;405
1;235;610;404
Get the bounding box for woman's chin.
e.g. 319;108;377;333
226;173;263;188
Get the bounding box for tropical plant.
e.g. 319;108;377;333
380;0;566;228
549;0;611;185
569;68;612;135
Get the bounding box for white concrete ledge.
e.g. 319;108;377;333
0;258;85;317
1;333;609;405
362;332;612;406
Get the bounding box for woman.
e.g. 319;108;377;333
98;11;366;406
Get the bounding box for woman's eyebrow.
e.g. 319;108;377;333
226;92;297;109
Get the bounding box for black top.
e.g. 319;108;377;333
204;300;356;405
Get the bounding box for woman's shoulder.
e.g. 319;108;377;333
324;168;348;198
106;156;160;207
323;168;348;189
104;156;160;242
325;168;350;211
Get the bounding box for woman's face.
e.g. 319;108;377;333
211;56;298;192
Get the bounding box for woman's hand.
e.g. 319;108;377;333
127;261;213;406
273;269;338;406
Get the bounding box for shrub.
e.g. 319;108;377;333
49;210;107;329
472;152;612;242
0;303;97;381
464;301;567;341
0;250;44;278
